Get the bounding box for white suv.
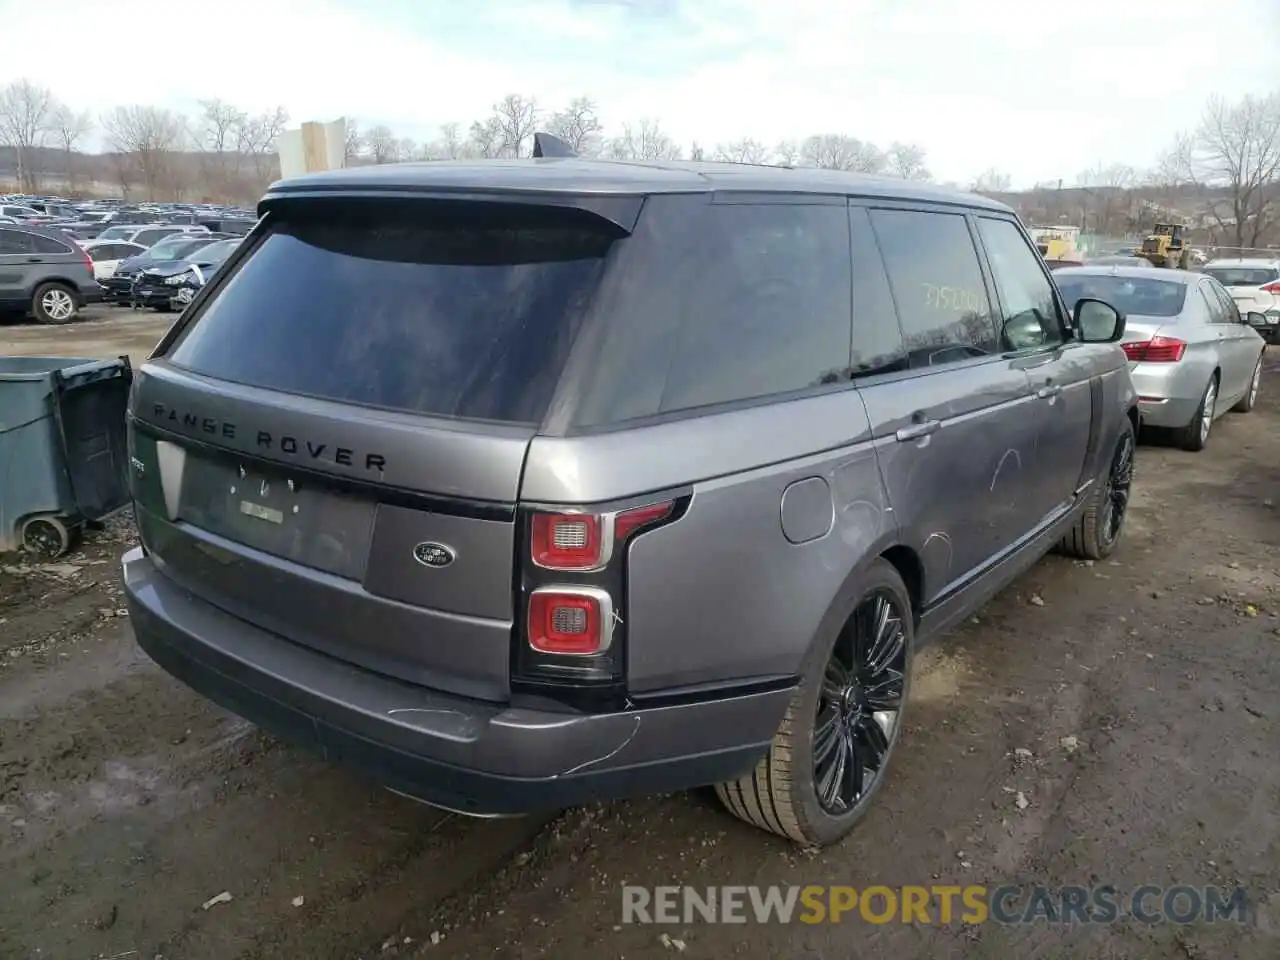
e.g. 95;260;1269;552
1203;258;1280;343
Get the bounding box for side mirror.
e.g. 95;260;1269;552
1245;311;1269;328
1074;298;1126;343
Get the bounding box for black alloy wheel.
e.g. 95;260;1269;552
1098;429;1134;548
813;589;907;815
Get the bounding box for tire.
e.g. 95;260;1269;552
1058;417;1136;561
715;559;913;846
21;516;72;558
1232;357;1262;413
31;282;79;325
1179;374;1218;451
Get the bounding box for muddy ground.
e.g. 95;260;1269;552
2;312;1278;959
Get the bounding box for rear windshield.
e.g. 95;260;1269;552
166;203;617;423
1202;266;1279;287
1055;274;1188;317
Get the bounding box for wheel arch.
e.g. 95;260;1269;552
28;276;83;301
800;538;922;679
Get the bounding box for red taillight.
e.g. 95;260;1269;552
530;500;674;571
1261;281;1280;294
1121;336;1186;363
531;513;603;570
81;247;94;272
613;501;674;541
527;587;612;656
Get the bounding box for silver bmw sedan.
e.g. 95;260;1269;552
1055;265;1267;451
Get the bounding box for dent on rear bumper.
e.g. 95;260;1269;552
121;547;790;814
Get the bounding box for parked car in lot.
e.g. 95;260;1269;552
166;239;242;310
103;234;232;304
0;224;101;323
1201;258;1280;343
1087;255;1149;267
130;238;241;311
1055;265;1266;450
95;223;208;248
123;149;1139;846
83;239;148;280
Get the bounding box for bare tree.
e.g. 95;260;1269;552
344;119;365;164
469;116;505;158
51;105;92;192
1076;163;1137;234
886;142;930;181
798;134;882;172
774;139;800;166
492;94;539;158
546;97;603;156
366;124;399;164
970;167;1013;195
101;105;187;200
0;78;55;192
236;106;288;185
714;137;771;164
438;122;466;159
689;141;705;161
608;119;682;161
1174;92;1280;248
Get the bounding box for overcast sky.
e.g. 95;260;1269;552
3;0;1276;186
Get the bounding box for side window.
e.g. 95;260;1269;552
0;230;35;255
868;208;998;367
654;203;853;413
569;198;854;426
848;207;907;376
976;217;1064;351
1199;284;1226;323
30;233;72;254
1211;282;1240;323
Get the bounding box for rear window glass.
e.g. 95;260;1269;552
1202;266;1279;287
166;204;617;423
1056;274;1188;317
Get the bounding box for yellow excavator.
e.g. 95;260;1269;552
1136;223;1192;269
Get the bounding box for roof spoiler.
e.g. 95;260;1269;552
532;132;576;159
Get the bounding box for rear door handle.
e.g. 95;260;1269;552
895;419;940;442
25;257;43;263
1036;385;1062;399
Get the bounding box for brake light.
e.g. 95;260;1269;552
527;587;613;656
530;501;675;571
1261;281;1280;294
81;246;94;273
531;513;603;570
1121;336;1186;362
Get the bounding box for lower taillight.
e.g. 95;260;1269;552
1121;336;1186;362
527;586;613;656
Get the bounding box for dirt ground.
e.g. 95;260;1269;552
2;312;1278;959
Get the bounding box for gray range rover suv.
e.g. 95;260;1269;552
122;140;1139;846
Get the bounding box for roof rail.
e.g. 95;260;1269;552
532;132;576;159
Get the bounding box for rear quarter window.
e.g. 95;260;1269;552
570;197;853;427
166;202;618;424
30;233;73;255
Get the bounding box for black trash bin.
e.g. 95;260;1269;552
0;355;133;557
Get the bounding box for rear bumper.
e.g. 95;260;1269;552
122;547;787;815
80;285;103;304
1129;361;1206;429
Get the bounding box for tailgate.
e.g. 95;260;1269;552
129;363;529;701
